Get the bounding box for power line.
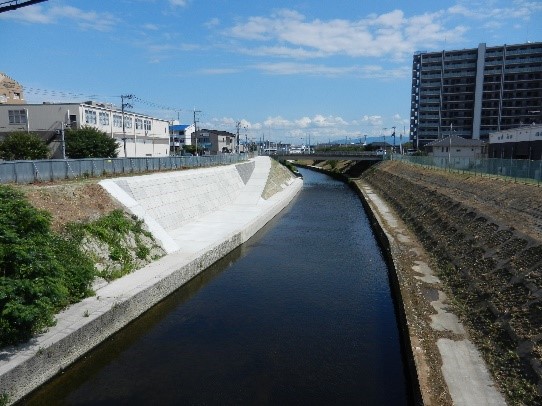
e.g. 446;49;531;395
20;86;185;117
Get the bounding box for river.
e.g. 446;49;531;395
25;167;410;405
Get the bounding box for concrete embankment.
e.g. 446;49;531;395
0;156;302;404
360;160;542;405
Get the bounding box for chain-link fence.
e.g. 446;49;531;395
0;154;254;184
392;154;542;185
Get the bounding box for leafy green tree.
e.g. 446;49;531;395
0;131;49;161
0;185;95;346
65;126;119;159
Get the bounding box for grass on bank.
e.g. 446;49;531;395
0;185;162;348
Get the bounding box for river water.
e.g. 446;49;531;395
25;168;410;405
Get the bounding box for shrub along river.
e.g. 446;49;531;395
25;168;411;405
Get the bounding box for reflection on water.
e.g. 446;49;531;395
25;168;409;405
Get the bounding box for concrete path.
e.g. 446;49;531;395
356;180;506;406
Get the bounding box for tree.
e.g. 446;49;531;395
0;131;49;160
65;126;119;159
0;185;95;346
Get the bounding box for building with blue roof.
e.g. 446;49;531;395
169;123;195;155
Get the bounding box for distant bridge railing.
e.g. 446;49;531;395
393;154;542;185
0;153;255;184
274;151;384;161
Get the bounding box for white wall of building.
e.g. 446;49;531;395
0;102;170;158
489;125;542;145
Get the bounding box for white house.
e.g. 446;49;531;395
169;123;195;155
0;101;170;158
425;135;487;167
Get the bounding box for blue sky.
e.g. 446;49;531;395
2;0;541;144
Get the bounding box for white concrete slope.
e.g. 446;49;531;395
0;156;302;405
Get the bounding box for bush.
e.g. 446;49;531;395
65;126;119;159
0;186;95;347
0;131;49;161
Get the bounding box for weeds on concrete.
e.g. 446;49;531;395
0;392;9;406
67;210;163;281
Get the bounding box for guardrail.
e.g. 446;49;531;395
392;154;542;185
0;154;255;184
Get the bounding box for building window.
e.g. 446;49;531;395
135;118;143;130
84;109;97;125
144;119;151;131
99;112;109;126
8;109;27;124
124;116;133;129
113;114;122;127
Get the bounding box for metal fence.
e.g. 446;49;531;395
0;154;254;184
391;154;542;185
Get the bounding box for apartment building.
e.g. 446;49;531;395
0;101;170;158
193;129;237;155
411;42;542;147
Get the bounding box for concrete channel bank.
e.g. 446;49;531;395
298;161;509;405
0;156;302;404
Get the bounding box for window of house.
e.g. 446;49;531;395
124;116;133;129
135;118;143;130
113;114;122;127
144;119;151;131
8;109;27;124
84;109;97;124
99;112;109;126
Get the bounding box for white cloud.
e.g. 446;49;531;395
226;8;468;60
248;62;408;79
199;68;242;75
253;62;358;76
143;23;159;31
0;5;120;31
206;113;408;142
205;18;220;28
169;0;189;7
224;2;542;62
263;116;294;128
361;115;383;127
448;0;542;21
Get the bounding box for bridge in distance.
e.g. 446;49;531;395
272;151;385;162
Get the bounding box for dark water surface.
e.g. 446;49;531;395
25;168;409;405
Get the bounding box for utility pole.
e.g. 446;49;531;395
193;108;201;155
121;94;134;158
244;126;248;154
391;126;396;155
236;121;241;153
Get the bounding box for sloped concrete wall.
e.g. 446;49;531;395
0;157;302;405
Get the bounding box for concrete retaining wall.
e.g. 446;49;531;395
0;157;302;404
